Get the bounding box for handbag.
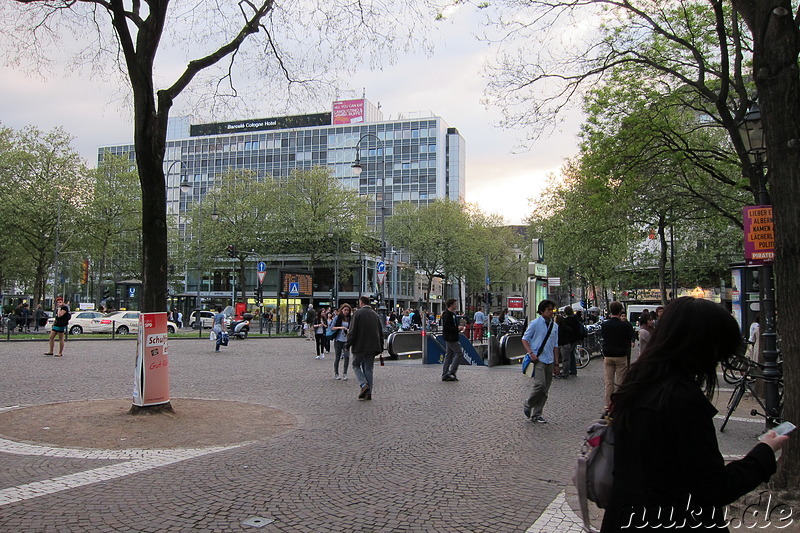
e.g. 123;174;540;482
210;330;217;341
325;316;339;338
521;320;554;378
573;414;615;533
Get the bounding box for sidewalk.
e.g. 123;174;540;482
0;338;764;532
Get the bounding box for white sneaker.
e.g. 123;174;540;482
335;374;341;380
320;354;325;359
342;374;348;381
315;355;321;359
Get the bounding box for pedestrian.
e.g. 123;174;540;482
332;303;352;380
654;305;665;327
46;305;71;357
562;306;583;377
345;295;384;401
521;299;559;423
472;308;486;342
313;308;327;359
410;307;422;329
34;304;47;332
600;301;635;409
553;313;572;379
304;304;316;341
440;298;466;381
212;306;226;352
176;310;183;329
636;312;655;361
600;297;790;531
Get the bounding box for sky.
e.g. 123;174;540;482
0;6;583;226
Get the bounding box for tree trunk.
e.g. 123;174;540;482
732;0;800;488
657;217;669;306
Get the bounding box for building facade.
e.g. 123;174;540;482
98;99;465;317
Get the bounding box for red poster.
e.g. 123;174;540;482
132;312;170;406
507;297;525;310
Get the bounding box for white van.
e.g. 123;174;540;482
626;304;659;329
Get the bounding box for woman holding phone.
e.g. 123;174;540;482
46;305;71;357
602;297;789;531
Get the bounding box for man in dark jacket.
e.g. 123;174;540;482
345;296;384;401
557;306;583;378
600;301;635;408
440;298;465;381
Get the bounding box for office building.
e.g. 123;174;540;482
98;98;466;316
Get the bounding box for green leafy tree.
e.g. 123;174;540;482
386;199;473;301
272;166;370;267
0;125;89;306
84;153;143;305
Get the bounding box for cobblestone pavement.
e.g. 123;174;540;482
0;338;764;532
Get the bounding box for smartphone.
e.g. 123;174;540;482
772;421;796;436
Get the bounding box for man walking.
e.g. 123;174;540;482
521;299;559;423
600;301;635;408
441;298;465;381
304;304;316;341
346;296;384;401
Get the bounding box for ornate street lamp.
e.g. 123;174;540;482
738;101;781;428
352;133;388;328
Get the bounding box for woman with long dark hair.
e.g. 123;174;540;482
601;297;789;531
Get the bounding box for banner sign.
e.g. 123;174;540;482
190;112;330;136
280;271;314;297
132;312;170;407
507;297;525;310
743;205;774;265
332;99;366;124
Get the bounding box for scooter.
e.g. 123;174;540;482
228;317;250;339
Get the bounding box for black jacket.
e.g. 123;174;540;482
601;375;776;531
601;317;634;357
345;305;383;355
441;309;460;342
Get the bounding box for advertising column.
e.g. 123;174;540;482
132;312;170;407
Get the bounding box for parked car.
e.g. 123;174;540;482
89;311;178;335
188;310;216;329
45;310;105;335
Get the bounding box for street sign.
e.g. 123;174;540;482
289;282;300;296
377;261;386;284
257;261;267;285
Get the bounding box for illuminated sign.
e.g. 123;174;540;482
281;271;314;297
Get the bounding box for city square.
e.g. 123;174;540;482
0;336;770;532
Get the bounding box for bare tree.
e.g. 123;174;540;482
1;0;442;313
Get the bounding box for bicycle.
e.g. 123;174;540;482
719;355;784;432
575;324;603;369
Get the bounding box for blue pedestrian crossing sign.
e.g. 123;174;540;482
289;282;300;296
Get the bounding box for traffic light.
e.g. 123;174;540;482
487;292;493;306
102;288;110;300
226;245;236;258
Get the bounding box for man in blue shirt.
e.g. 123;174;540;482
521;299;559;423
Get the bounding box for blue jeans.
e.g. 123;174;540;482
351;351;375;390
334;340;350;375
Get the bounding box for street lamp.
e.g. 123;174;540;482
327;228;341;308
738;101;780;428
352;133;388;327
180;179;218;337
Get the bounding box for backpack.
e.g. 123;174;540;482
573;414;615;533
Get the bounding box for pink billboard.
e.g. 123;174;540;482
333;99;366;124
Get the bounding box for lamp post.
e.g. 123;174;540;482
738;101;781;428
180;179;218;338
327;228;340;308
352;133;387;328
